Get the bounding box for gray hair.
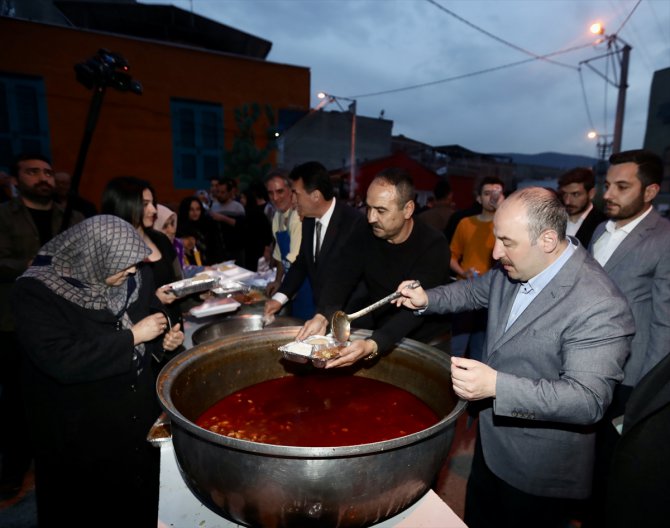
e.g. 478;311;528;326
511;187;567;243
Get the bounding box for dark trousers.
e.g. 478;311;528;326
464;433;583;528
582;384;633;528
0;331;32;487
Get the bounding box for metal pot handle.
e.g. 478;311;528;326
147;411;172;446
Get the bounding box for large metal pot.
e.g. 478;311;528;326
156;327;466;528
191;314;304;345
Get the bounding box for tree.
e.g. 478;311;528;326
225;103;277;189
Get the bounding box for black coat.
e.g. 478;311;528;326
279;200;366;307
606;351;670;527
574;206;607;248
11;269;164;527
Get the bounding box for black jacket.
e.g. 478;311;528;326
606;351;670;527
279;200;366;306
574;206;607;248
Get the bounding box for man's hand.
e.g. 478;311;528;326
325;339;377;369
265;280;281;297
264;299;282;319
450;356;497;401
391;280;428;310
295;314;328;341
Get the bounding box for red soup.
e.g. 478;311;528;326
196;375;440;447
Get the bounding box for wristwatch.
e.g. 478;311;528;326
365;339;379;360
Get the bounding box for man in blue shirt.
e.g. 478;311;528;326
394;187;634;528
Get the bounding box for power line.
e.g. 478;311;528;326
613;0;642;36
425;0;579;71
348;41;594;99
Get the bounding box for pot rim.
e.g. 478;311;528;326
157;328;467;458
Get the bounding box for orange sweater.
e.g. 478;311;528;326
450;215;495;278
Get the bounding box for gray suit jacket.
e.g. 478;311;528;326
590;208;670;388
425;244;633;499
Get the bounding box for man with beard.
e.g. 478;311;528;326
296;168;451;366
557;167;606;247
591;149;670;408
585;150;670;527
0;153;83;499
393;187;633;528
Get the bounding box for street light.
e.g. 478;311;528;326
317;91;357;200
581;22;632;154
587;131;614;161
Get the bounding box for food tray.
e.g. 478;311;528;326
279;335;349;368
189;297;241;318
166;274;218;297
211;280;249;296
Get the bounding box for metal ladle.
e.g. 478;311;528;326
330;280;421;343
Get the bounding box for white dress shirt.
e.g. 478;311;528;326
592;206;653;266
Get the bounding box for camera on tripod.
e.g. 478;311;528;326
75;49;142;94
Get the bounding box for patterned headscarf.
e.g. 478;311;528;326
21;215;150;319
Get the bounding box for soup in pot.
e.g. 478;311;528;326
196;375;439;447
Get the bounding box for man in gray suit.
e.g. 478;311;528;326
394;187;634;528
591;148;670;409
586;149;670;527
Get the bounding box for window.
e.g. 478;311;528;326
0;74;51;171
170;99;224;189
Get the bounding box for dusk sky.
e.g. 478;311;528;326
143;0;669;158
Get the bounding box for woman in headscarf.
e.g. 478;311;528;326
154;203;185;270
11;215;184;527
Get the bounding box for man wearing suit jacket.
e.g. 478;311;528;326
591;149;670;407
558;167;606;247
394;187;634;528
264;161;365;320
585;149;670;527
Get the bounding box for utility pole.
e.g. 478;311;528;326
612;42;631;154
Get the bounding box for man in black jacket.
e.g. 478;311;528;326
558;167;606;248
297;168;451;367
264;161;366;320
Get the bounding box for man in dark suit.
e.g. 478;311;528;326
394;187;634;528
558;167;606;248
264;161;365;320
606;351;670;528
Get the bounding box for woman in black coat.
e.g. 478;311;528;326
11;215;184;527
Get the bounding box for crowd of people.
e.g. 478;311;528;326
0;147;668;527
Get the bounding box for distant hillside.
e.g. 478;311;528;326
494;152;599;170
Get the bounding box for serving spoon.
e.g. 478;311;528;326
330;280;421;343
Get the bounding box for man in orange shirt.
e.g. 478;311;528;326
449;176;505;360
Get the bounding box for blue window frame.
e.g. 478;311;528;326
0;73;51;171
170;98;224;189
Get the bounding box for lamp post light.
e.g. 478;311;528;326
317;91;357;200
582;22;632;155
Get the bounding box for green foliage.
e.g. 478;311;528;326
224;103;277;189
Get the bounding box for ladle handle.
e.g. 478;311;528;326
347;280;421;321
